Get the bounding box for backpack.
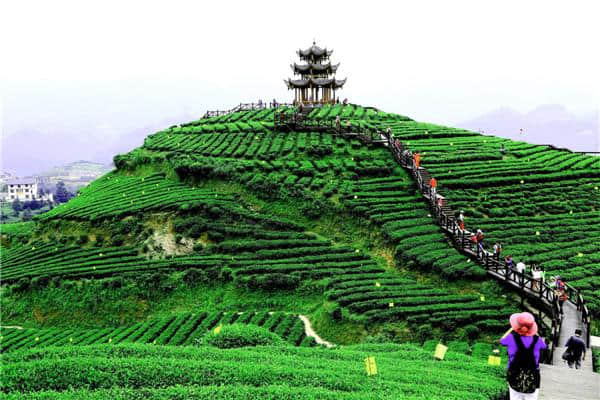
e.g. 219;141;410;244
507;332;540;393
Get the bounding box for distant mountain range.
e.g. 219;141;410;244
456;104;598;153
3;104;597;177
2;114;195;176
37;160;112;178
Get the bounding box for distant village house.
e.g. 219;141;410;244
4;178;53;203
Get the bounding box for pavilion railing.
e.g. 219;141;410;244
203;101;294;119
276;112;592;362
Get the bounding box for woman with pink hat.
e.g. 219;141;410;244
500;312;547;399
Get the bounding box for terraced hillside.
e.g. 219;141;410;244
1;343;507;400
378;121;600;314
0;312;315;352
2;102;598;399
2;172;513;336
113;103;599;316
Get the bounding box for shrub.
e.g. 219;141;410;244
208;206;222;218
188;224;203;239
464;325;480;340
239;273;301;291
30;276;50;289
99;277;122;290
416;324;434;343
201;323;285;348
95;234;105;246
300;199;327;219
183;268;208;286
110;234;125;246
207;231;224;242
12;277;30;293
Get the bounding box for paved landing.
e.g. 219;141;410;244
539;363;599;400
540;301;598;399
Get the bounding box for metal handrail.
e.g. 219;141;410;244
203;101;294;119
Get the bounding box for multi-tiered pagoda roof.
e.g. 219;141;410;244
285;42;346;104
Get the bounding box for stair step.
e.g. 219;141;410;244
539;364;599;400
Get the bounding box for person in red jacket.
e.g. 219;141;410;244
414;152;421;168
429;177;437;197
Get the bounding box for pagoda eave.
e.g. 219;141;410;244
291;62;340;75
285;78;347;90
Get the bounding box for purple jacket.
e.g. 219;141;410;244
500;334;547;369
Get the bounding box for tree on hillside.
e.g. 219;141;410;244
55;181;72;203
12;198;22;215
25;199;41;210
22;208;33;221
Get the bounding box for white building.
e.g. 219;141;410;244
4;178;53;203
6;178;38;202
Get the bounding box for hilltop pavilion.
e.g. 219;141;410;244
285;41;346;105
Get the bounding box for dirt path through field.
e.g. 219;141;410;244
299;315;334;348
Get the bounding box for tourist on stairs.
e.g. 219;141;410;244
458;210;465;231
394;138;402;152
470;232;478;251
476;229;485;255
505;255;514;269
493;242;502;260
531;266;542;292
500;312;547;400
403;149;412;166
429;177;437;197
413;152;421;169
516;261;526;286
563;329;586;369
553;276;568;313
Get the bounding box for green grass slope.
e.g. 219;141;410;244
1;343;506;400
0;311;315;352
2;102;597;399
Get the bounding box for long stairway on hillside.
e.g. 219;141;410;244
382;131;599;399
290;116;599;399
280;111;600;400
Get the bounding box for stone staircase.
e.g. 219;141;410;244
539;301;598;399
539;362;598;399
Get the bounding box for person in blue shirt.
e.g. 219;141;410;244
564;329;586;369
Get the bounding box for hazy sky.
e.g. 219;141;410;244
2;1;599;174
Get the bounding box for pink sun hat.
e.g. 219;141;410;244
509;312;538;336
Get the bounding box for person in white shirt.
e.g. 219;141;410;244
532;266;542;291
493;242;502;260
516;262;526;286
